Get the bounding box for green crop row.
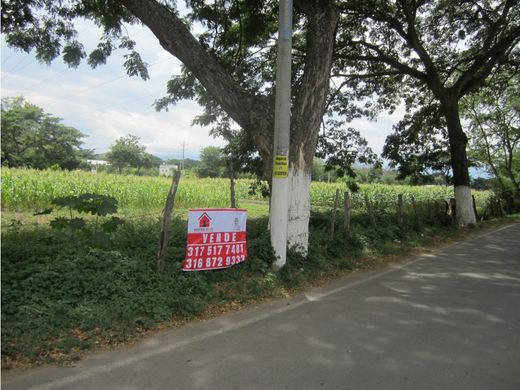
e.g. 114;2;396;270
1;168;264;212
1;168;493;212
311;182;492;210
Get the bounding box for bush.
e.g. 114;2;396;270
1;207;469;365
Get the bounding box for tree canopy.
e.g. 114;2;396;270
3;0;519;243
1;97;91;170
106;134;158;172
333;0;520;225
463;67;520;210
197;146;226;178
382;103;452;184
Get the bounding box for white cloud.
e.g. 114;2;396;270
2;15;405;162
1;27;219;159
350;106;405;155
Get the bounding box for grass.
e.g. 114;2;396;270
1;167;493;213
3;205;516;368
0;167;502;368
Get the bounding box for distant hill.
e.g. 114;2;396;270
165;158;200;169
93;152;108;161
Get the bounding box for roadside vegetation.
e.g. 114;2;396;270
1;167;504;367
2;167;493;213
2;0;518;371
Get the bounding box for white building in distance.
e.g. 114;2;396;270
159;164;178;176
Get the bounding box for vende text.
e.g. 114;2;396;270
202;232;237;244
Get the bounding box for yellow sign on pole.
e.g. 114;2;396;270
273;155;289;178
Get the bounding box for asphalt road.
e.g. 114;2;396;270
3;223;520;390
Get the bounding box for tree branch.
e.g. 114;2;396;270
454;25;520;97
119;0;274;157
331;70;403;79
336;39;428;82
395;0;444;93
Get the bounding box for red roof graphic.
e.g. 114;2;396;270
198;213;212;228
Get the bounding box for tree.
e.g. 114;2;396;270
7;2;513;251
150;0;342;251
141;152;163;170
106;134;151;173
197;146;226;178
165;158;199;170
463;69;520;211
1;0;342;254
316;120;379;179
1;97;91;169
334;0;520;226
382;104;453;185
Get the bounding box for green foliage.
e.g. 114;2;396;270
51;193;119;218
2;216;275;364
1;168;495;214
1;0;146;78
1;226;214;363
1;195;497;365
463;69;520;211
383;103;453;184
50;217;86;231
106;134;158;173
316;121;379;178
46;194;125;246
1;97;92;170
197;146;226;178
247;179;270;198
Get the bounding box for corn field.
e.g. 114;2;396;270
1;168;493;213
1;168;263;211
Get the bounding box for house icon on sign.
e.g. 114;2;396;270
198;213;212;228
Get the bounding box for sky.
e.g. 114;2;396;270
1;17;403;162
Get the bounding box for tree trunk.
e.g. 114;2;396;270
228;161;236;208
123;0;339;258
344;192;351;233
120;0;274;161
288;165;312;252
441;97;477;227
286;1;339;253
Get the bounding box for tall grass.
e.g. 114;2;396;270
1;168;263;211
1;168;493;212
311;182;492;209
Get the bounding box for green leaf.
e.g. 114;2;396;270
89;231;112;247
34;208;53;216
118;36;136;50
101;216;125;233
50;217;70;230
69;218;86;230
75;194;118;216
62;41;86;68
123;51;149;80
52;195;82;209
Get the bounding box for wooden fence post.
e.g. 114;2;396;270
228;160;236;208
365;194;377;228
411;195;420;228
330;189;340;239
427;200;435;223
156;170;181;273
472;195;478;221
344;191;351;233
450;198;456;225
397;194;404;226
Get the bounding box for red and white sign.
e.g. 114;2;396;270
183;208;248;271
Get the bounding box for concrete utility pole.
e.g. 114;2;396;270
270;0;292;270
